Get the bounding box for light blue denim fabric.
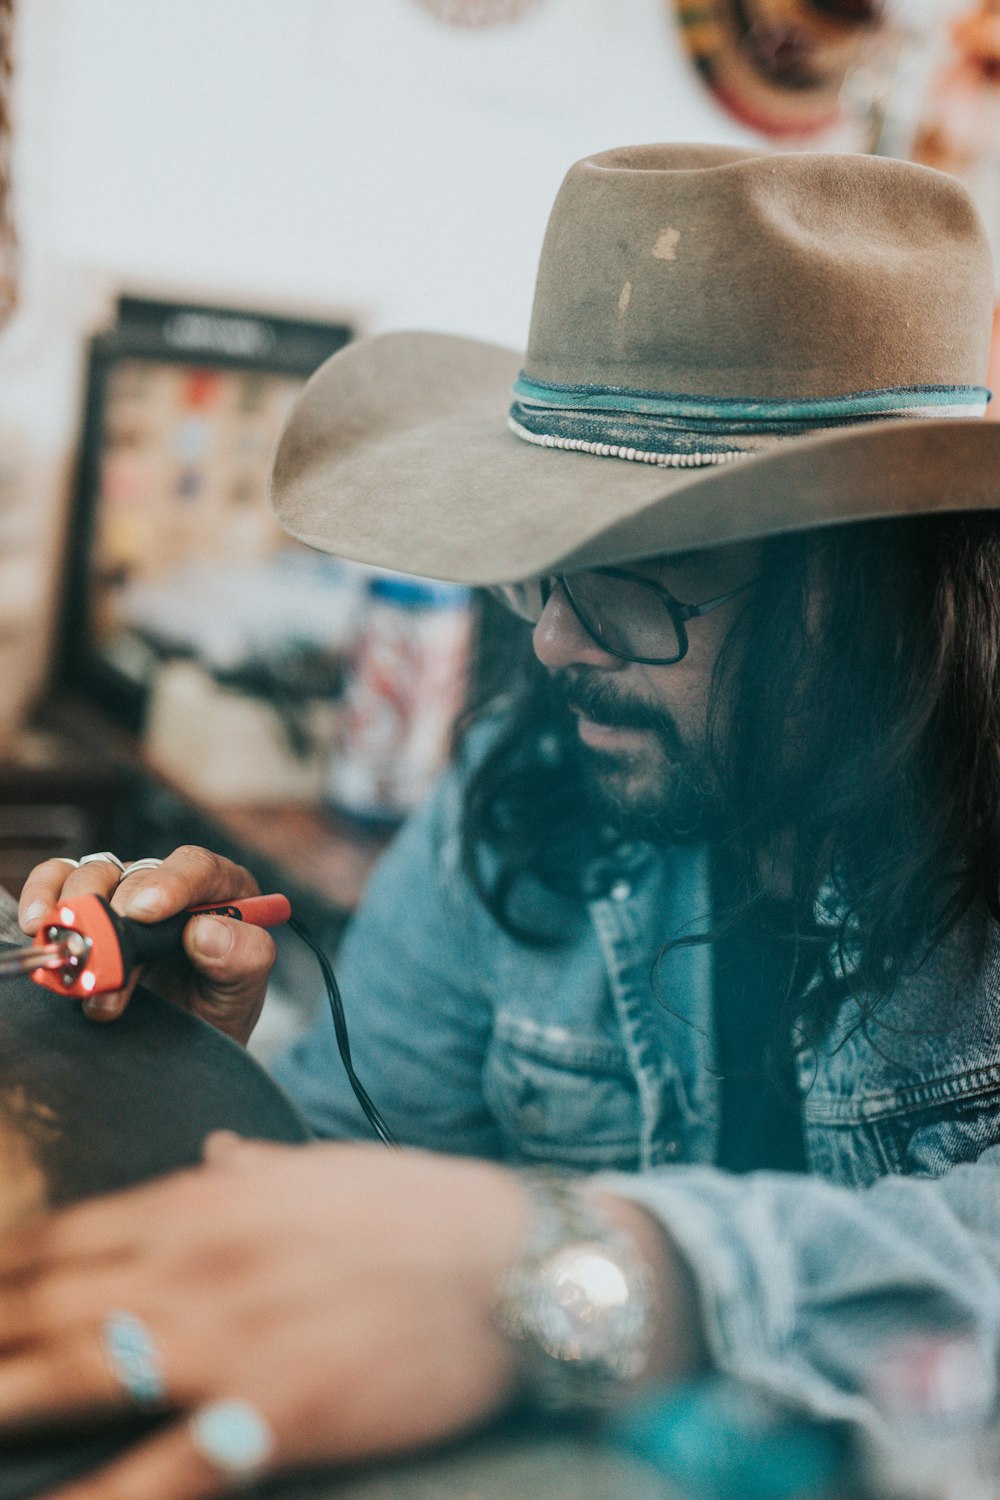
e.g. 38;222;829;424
272;754;1000;1429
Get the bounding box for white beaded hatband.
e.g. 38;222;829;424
507;416;753;468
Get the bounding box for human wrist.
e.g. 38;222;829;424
493;1169;705;1415
589;1189;710;1388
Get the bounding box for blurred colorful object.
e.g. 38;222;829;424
414;0;543;27
609;1375;850;1500
672;0;886;138
912;2;1000;418
0;0;16;333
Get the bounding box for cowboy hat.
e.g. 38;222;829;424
270;143;999;587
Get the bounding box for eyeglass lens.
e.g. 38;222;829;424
492;575;683;661
562;573;684;661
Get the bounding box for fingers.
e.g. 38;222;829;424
109;850;269;1037
0;1170;196;1282
19;855;141;1019
178;915;275;1043
110;847;260;925
200;1132;269;1168
19;857;121;935
200;1130;246;1160
0;1248;149;1350
18;846;267;1030
81;910;275;1035
0;1327;129;1424
18;846;261;935
45;1418;241;1500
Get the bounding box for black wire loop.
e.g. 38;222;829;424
288;914;399;1149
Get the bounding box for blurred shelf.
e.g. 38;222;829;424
0;694;392;933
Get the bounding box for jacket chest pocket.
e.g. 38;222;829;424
483;1015;641;1170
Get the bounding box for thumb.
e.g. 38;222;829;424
188;914;235;963
182;915;275;1043
202;1130;272;1168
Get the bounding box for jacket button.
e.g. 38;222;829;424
609;879;632;901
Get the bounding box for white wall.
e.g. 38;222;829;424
13;0;755;355
0;0;761;731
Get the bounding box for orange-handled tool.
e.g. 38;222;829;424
0;893;291;999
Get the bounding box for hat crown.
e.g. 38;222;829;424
525;145;994;400
269;142;1000;590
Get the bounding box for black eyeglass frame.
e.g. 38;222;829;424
500;566;758;667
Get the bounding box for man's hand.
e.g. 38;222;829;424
0;1142;533;1497
17;847;276;1045
0;1140;709;1498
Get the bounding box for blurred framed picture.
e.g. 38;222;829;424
59;296;352;730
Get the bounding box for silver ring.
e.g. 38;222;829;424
78;852;127;873
189;1398;274;1482
51;857;80;869
119;858;165;878
102;1310;166;1407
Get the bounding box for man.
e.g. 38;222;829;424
5;144;1000;1498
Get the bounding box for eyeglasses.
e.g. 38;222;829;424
491;566;757;666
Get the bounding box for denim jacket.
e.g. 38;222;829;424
272;756;1000;1432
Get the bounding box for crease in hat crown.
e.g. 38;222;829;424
508;144;993;472
268;141;999;587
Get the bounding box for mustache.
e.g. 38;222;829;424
556;671;683;744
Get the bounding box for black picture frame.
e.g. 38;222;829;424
57;296;352;732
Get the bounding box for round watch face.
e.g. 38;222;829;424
533;1241;651;1378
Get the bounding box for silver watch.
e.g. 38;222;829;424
495;1170;656;1414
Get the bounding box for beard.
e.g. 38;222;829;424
553;670;728;842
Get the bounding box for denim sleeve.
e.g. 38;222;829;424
599;1152;1000;1431
269;766;502;1156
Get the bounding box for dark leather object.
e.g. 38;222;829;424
0;951;310;1206
0;954;311;1498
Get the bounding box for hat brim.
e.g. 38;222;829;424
270;330;1000;586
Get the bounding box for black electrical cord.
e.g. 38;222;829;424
288;914;399;1149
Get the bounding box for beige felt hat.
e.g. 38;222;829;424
270;143;1000;586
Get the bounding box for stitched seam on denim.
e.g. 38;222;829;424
805;1064;1000;1123
590;898;663;1170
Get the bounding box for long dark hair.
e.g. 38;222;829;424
459;513;1000;1040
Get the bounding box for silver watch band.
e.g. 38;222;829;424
495;1170;656;1414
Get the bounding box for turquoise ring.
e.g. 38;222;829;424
189;1399;275;1482
102;1310;166;1407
